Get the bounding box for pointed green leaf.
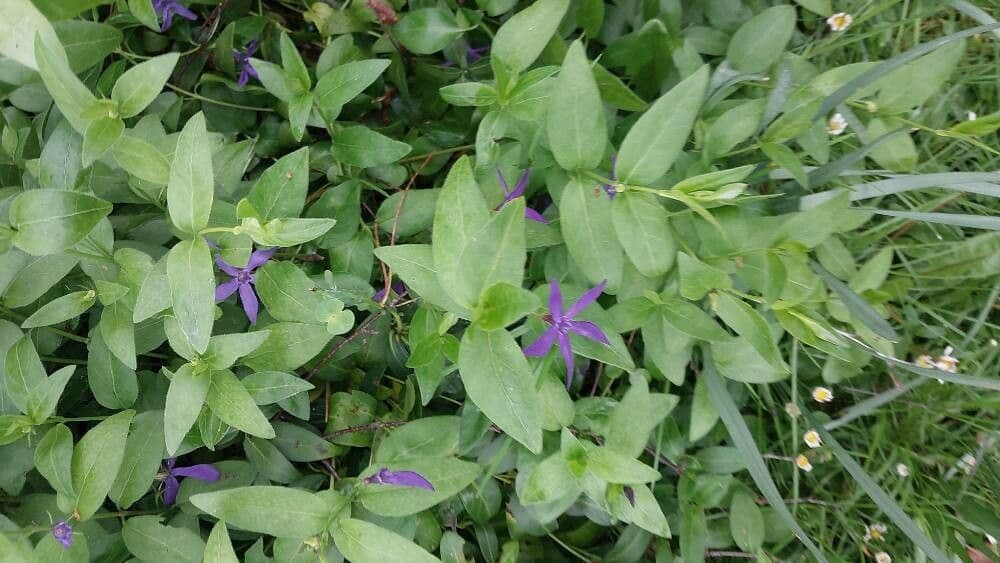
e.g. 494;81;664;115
167;238;215;354
72;409;135;520
206;370;275;439
167;112;214;237
164;364;209;456
9;191;112;256
547;41;606;171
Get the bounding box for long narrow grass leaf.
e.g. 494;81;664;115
825;378;929;431
804;410;952;563
702;351;829;562
833;330;1000;391
805;128;908;189
801;172;1000;208
865;209;1000;230
811;261;898;341
949;1;1000;38
814;24;1000;120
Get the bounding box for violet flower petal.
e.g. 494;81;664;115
524;207;548;224
160;9;173;31
238;283;259;324
246;247;277;270
170;1;198;22
365;468;435;491
496;169;510;196
509;169;530;199
556;332;574;388
215;278;241;302
523;326;557;357
170;463;220;482
548;280;563;319
237;68;250;87
568;320;609;344
163;476;180;506
214;255;241;276
52;521;73;549
566;279;607;318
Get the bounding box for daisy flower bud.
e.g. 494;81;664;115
827;12;854;32
812;387;834;403
827;113;848;135
803;430;822;448
895;463;909;477
795;454;813;472
865;523;887;542
874;552;891;563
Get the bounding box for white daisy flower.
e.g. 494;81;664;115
804;430;822;448
827;12;854;32
812;387;834;403
827;113;848;135
875;552;891;563
865;523;888;542
795;454;813;472
934;346;958;373
967;111;978;121
895;463;910;477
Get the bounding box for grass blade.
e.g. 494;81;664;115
702;351;829;563
950;1;1000;39
865;209;1000;230
811;261;899;341
824;378;929;431
814;24;1000;120
805;128;908;189
801;172;1000;208
804;410;952;563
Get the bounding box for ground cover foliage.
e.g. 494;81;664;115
0;0;997;561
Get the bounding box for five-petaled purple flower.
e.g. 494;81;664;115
523;280;610;388
52;520;73;549
363;467;435;491
214;247;276;325
372;281;406;303
497;169;547;223
234;40;260;87
153;0;197;31
603;155;618;199
158;458;220;506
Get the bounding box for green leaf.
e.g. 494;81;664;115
54;20;121;72
612;192;676;277
358;457;481;517
87;327;138;409
34;531;89;562
593;63;648;112
9;190;111;255
730;490;765;552
677;252;732;300
244;436;300;483
522;451;581;505
394;8;467;55
109;410;164;509
167;112;214;237
547;41;606;171
32;0;111;20
587;447;661;484
242;322;333;372
491;0;569;73
71;409;134;520
238;217;336;247
246;147;309;222
726;5;796;73
560;178;624;290
713;293;788;372
34;424;75;499
100;301;136;369
122;516;205;563
702;353;828;562
439;82;497;107
375;416;460;462
133;254;171;322
279;32;310;92
805;412;951;563
167;238;215;355
811;261;898;341
473;282;541;330
868;208;1000;231
711;337;788;383
606;373;678;458
202;332;270;371
313;59;390;120
206;369;275;439
333;518;441;563
458;325;542;454
433;156;525;309
242;371;314;405
34;32;96;132
611;484;671;538
204;520;240;563
689;374;718;441
128;0;159;30
659;299;729;342
113;133;171;184
21;290;95;328
111;52;179;118
374;244;467;316
3;335;46;414
331;126;412;168
25;365;75;423
164;363;209;456
190;486;331;538
617;65;709;185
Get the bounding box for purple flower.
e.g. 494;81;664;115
372;281;406;303
603;155;618;199
496;169;547;223
523;280;610;388
234;40;260;87
51;521;73;549
363;467;435;491
214;247;276;325
158;458;220;506
466;46;488;64
623;486;636;507
153;0;197;31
